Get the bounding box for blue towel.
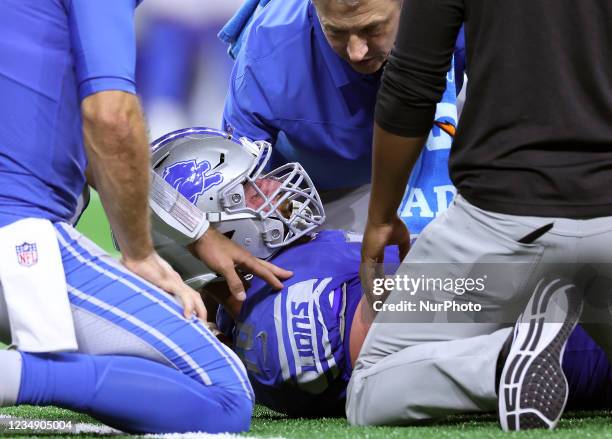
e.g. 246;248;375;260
218;0;271;59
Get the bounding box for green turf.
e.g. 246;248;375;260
0;404;610;438
74;190;118;258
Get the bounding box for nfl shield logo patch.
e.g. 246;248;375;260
16;242;38;267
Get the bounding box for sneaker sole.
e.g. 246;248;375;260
499;277;583;431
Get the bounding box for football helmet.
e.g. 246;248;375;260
151;127;325;288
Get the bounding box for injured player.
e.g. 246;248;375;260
152;128;612;417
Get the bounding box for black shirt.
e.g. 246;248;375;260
376;0;612;218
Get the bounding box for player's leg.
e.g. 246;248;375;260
0;349;250;434
1;287;251;434
0;223;253;433
347;195;560;425
54;223;253;431
497;216;612;430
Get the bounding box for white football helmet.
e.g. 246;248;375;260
151;127;325;288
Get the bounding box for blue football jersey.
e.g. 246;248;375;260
0;1;138;226
398;58;458;238
217;230;400;415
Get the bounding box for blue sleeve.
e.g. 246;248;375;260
222;61;277;143
66;0;137;101
454;25;466;94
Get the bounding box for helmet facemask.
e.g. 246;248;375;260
213;137;325;256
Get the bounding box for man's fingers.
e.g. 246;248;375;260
173;278;208;320
246;259;286;290
361;243;384;267
181;294;195;319
390;216;411;260
191;291;208;320
258;259;293;279
221;265;247;301
169;279;206;320
122;253;207;320
359;260;377;300
194;229;294;292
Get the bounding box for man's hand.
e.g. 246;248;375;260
190;228;293;301
359;123;427;305
122;252;207;320
360;215;410;306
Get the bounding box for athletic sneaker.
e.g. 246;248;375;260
498;276;584;431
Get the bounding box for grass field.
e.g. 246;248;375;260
2;344;610;438
75;191;118;257
0;404;611;438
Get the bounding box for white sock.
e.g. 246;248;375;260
0;350;22;406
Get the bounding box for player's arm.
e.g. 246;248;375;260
361;0;463;294
68;0;151;259
366;0;464;231
82;91;153;260
68;0;206;318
